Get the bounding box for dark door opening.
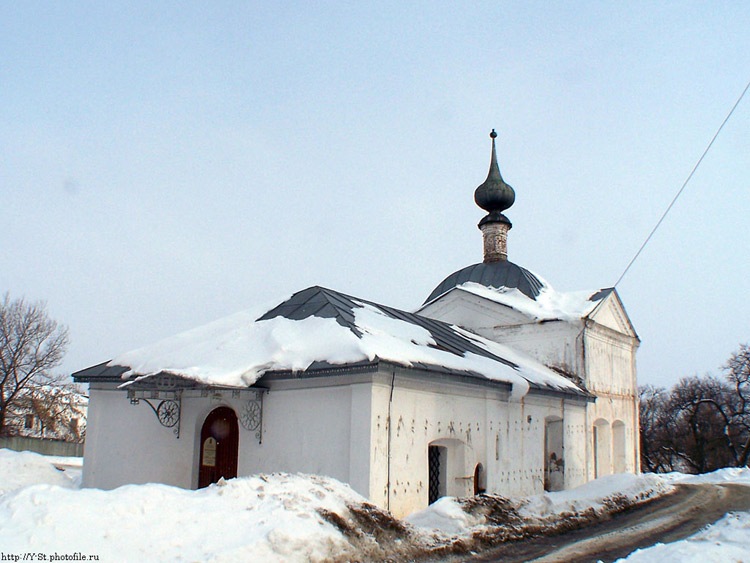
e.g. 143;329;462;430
473;463;486;495
428;445;442;504
198;406;239;488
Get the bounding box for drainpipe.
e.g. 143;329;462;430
386;370;396;512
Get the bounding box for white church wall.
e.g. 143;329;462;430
82;378;371;497
368;371;490;518
583;326;640;478
562;402;588;489
236;380;362;492
82;385;195;489
367;368;590;518
486;322;582;376
83;370;592;518
420;290;532;328
420;291;583;375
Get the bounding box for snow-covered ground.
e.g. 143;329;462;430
0;449;80;494
2;449;750;562
614;468;750;562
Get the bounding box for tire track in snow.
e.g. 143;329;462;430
465;484;750;563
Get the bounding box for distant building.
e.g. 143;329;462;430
74;132;639;518
6;381;87;443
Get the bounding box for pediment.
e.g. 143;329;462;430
587;290;638;339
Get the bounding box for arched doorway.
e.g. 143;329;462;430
198;406;239;488
544;416;564;491
428;438;468;503
473;463;486;495
428;444;447;504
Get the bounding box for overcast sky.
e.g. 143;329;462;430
2;2;748;390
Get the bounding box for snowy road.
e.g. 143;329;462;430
461;483;750;563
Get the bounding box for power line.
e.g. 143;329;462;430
614;80;750;288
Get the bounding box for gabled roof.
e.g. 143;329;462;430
73;286;585;398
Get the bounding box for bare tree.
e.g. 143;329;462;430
639;385;679;473
640;345;750;474
669;375;737;473
725;344;750;466
0;294;69;437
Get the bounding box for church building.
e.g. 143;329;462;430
73;132;640;518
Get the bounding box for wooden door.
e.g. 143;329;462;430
198;406;239;488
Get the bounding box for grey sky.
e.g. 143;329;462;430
2;2;748;389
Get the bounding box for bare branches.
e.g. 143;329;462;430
0;293;69;437
639;344;750;473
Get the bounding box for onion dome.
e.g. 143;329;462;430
474;130;515;226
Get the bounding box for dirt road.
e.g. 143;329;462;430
463;483;750;563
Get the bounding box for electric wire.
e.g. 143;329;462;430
614;79;750;288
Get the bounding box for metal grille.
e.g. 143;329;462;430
428;446;441;504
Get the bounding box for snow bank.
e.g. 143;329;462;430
457;281;605;322
407;472;672;536
406;496;486;536
659;467;750;486
0;449;79;494
0;473;381;563
5;455;750;563
519;472;672;519
618;511;750;562
110;291;579;397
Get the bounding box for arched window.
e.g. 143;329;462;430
612;420;626;473
593;418;611;478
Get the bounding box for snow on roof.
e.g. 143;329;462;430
108;286;583;398
455;281;611;323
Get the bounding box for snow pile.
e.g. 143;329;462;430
4;448;750;563
457;281;606;322
110;291;580;397
659;466;750;485
0;472;408;563
406;496;488;536
619;511;750;562
0;449;79;494
407;472;672;537
519;472;672;519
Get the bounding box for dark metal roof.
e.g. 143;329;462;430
424;261;545;304
258;285;518;371
74;285;585;396
588;288;614;304
260;286;583;394
72;361;129;382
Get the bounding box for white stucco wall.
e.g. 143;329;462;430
420;291;583;375
583;325;640;478
82;378;370;496
422;287;643;488
83;370;591;520
83;385;194;489
366;368;590;518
